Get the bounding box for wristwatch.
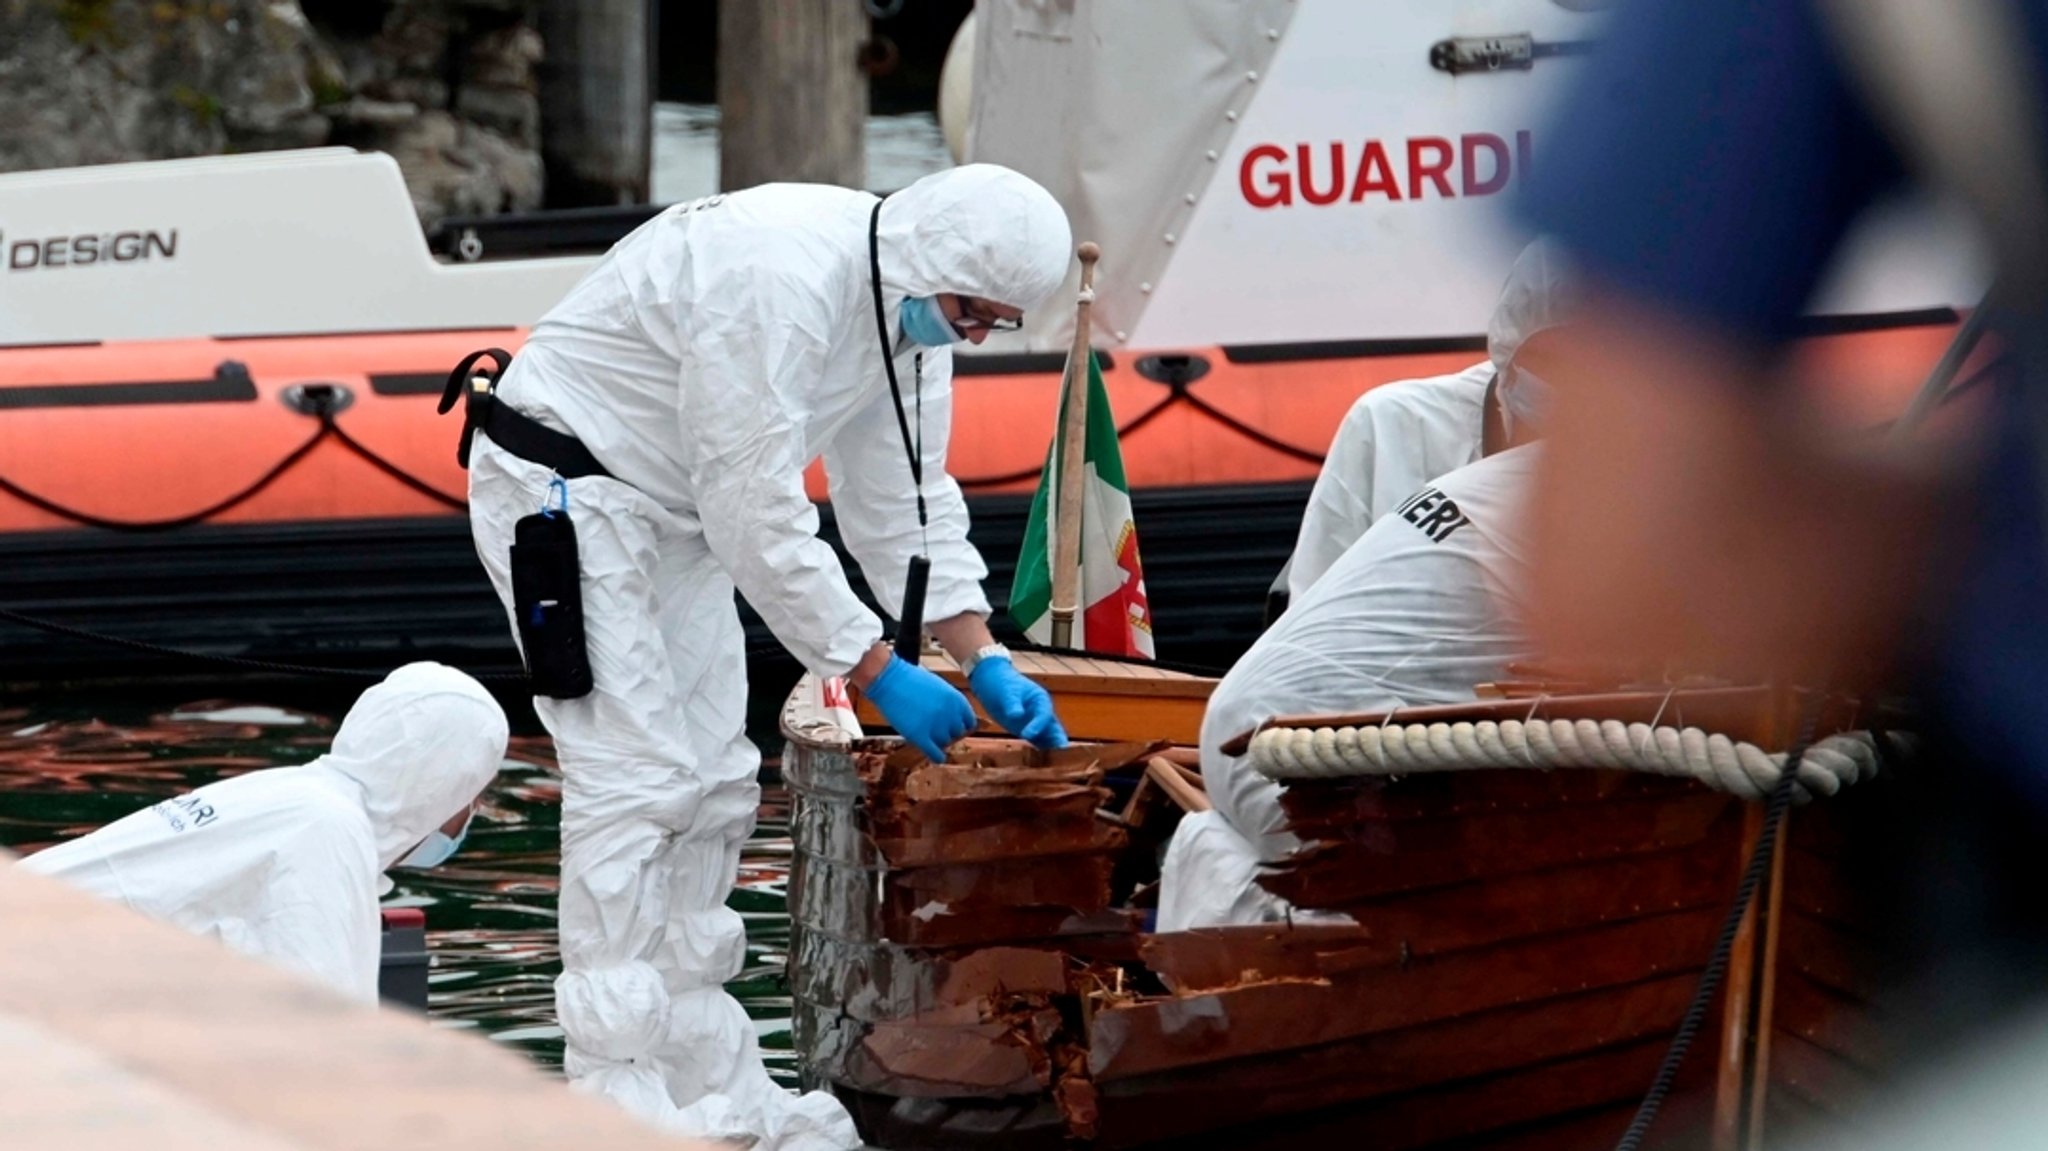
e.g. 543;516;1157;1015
959;642;1011;677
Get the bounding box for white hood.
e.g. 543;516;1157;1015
1487;238;1583;373
874;163;1073;311
311;662;509;870
19;661;509;1004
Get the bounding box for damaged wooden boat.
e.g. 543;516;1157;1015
782;677;1903;1150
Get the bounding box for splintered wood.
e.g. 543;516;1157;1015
785;686;1906;1150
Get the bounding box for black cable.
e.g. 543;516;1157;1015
1612;697;1824;1151
0;423;331;532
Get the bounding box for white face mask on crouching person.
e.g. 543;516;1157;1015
1498;362;1553;439
398;806;475;869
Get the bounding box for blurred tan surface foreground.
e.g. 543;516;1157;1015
0;851;715;1151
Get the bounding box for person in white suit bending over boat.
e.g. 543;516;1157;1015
18;662;506;1005
1279;239;1578;605
1160;243;1580;931
450;165;1074;1148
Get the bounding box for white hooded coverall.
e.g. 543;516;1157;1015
1283;237;1586;602
1285;363;1492;601
1164;240;1580;931
1160;447;1542;931
19;662;508;1004
464;165;1071;1147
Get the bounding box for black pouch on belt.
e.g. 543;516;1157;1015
510;508;594;699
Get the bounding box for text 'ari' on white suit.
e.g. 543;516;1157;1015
465;164;1070;1148
1158;446;1542;932
19;662;507;1004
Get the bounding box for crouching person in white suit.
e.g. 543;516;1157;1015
19;662;507;1005
1161;243;1582;932
1280;238;1579;605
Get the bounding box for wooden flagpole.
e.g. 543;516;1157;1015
1049;242;1101;649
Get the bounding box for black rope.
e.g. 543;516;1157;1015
328;421;469;510
1612;697;1825;1151
1177;391;1330;465
0;407;479;531
0;423;331;532
955;392;1188;490
953;377;1328;491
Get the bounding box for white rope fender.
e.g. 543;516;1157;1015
1248;719;1895;802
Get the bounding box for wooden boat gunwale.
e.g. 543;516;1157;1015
782;671;1900;1150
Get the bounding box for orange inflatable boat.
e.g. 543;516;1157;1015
0;148;1983;678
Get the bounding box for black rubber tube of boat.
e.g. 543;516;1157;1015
0;601;793;684
0;604;452;681
1611;699;1822;1151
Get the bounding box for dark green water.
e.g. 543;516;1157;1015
0;693;804;1087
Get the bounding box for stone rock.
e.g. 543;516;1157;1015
331;96;421;127
467;120;543;211
377;110;542;228
374;3;452;80
0;0;547;227
230;110;334;152
217;3;322;149
454;82;537;146
382;74;451;111
465;23;541;90
303;28;351;108
0;1;308;171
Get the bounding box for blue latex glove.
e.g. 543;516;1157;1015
864;655;977;762
968;655;1069;749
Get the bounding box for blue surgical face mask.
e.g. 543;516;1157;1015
398;810;472;869
900;295;961;348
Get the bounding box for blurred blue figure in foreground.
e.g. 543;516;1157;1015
1517;0;2048;1061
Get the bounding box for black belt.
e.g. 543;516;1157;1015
440;348;614;481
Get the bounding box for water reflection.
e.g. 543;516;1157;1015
0;695;803;1086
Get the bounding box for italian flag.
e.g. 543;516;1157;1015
1010;350;1156;657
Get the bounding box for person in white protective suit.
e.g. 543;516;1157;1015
1281;239;1582;603
458;164;1075;1148
18;662;507;1005
1159;243;1580;933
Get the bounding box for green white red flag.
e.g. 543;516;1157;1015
1009;350;1155;657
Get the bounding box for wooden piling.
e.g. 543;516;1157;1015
537;0;653;207
717;0;869;191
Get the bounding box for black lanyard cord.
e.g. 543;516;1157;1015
867;200;929;536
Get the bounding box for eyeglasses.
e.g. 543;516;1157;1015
953;300;1024;333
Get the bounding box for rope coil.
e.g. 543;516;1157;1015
1248;718;1894;801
